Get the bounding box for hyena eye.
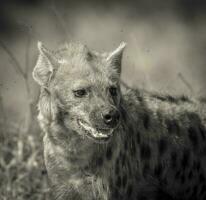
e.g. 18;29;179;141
73;89;87;98
109;87;118;96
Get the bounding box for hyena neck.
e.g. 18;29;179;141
120;91;148;144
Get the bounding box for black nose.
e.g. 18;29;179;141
102;109;120;126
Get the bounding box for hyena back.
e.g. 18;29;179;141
33;41;206;200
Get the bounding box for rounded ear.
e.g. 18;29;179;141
106;42;127;74
32;41;59;87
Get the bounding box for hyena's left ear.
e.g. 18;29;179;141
106;42;126;74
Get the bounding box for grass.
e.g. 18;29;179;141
0;120;52;200
0;28;53;200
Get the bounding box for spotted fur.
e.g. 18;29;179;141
33;41;206;200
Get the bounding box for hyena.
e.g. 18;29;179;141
33;41;206;200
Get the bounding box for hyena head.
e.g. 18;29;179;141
33;41;126;143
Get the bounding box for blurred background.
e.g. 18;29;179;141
0;0;206;199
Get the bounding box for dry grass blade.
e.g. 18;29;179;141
0;40;26;78
177;72;194;94
0;90;7;136
50;0;72;41
25;35;31;78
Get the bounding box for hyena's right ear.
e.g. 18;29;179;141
32;42;59;87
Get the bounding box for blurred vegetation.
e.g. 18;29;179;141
0;36;51;200
0;121;50;200
0;18;51;198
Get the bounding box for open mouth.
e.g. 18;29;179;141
77;120;114;142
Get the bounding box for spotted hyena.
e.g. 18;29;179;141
33;41;206;200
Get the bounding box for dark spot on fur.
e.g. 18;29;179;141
196;161;201;171
126;184;133;198
152;94;167;101
121;153;126;167
185;187;191;194
102;182;107;190
170;151;177;168
109;177;113;187
96;157;103;166
156;111;164;124
143;114;150;129
175;170;181;180
158;138;168;156
135;90;144;102
138;96;144;102
181;174;185;184
192;185;198;197
127;161;132;176
57;109;68;124
142;162;150;177
124;140;128;151
113;188;119;199
136;131;141;144
140;143;151;160
188;170;193;180
130;140;136;157
188;127;198;148
116;176;122;188
126;126;133;138
154;163;163;178
122;174;127;187
199;125;206;141
166;95;177;103
138;195;147;200
41;169;47;175
181;149;190;170
199;97;206;103
202;146;206;155
199;173;205;183
106;147;113;160
193;160;201;171
200;184;206;195
115;158;120;175
176;191;184;198
155;189;174;200
166;119;180;135
162;178;168;186
180;95;191;102
120;106;127;122
187;112;201;122
86;51;93;61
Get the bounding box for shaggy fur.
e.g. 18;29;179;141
33;41;206;200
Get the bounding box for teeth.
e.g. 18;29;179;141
78;120;110;138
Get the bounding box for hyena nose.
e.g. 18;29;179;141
102;109;120;126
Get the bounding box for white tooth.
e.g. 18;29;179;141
79;120;111;138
